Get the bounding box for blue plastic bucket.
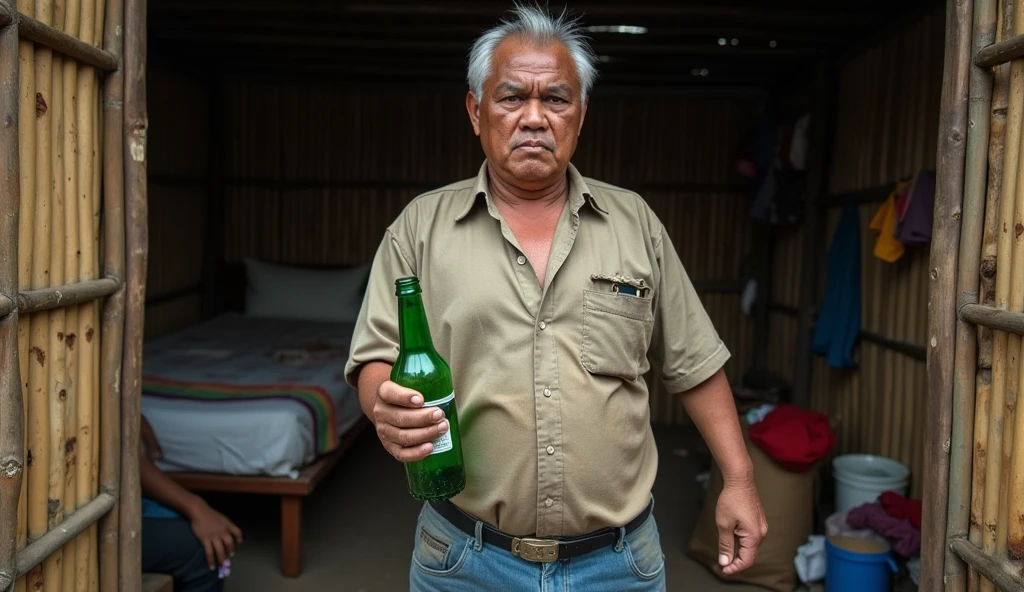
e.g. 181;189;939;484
825;535;898;592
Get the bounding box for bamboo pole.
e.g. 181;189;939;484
14;493;113;580
974;22;1012;585
975;32;1024;68
73;0;97;587
16;279;118;314
994;0;1024;575
44;12;67;586
86;41;102;592
14;2;34;591
0;0;117;73
59;3;79;586
950;538;1024;591
1007;16;1024;562
97;0;124;583
0;12;25;592
120;0;146;585
949;0;997;587
972;25;1006;578
981;2;1023;589
26;0;54;588
923;0;973;588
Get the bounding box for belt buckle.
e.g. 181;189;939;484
512;537;559;563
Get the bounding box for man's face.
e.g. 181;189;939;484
467;37;588;191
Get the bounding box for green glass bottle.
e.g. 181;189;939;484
391;276;466;501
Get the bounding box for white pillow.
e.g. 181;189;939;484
243;257;371;324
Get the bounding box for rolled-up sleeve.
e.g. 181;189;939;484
344;228;417;390
649;225;731;394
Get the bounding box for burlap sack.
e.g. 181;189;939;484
687;423;815;592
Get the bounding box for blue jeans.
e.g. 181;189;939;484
409;498;667;592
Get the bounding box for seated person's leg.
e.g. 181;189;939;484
142;516;223;592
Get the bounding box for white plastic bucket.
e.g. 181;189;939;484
832;454;910;513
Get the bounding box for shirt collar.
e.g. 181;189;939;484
454;160;607;222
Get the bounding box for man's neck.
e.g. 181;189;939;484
488;168;569;214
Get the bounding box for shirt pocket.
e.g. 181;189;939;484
580;289;655;382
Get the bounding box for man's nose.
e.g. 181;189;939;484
520;98;546;129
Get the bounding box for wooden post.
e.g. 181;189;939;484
793;59;836;408
120;0;147;586
98;0;125;587
923;0;973;590
0;13;25;592
948;0;997;588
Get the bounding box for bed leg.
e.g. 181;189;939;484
281;496;303;577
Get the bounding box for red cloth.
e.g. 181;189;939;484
747;405;837;472
880;491;922;530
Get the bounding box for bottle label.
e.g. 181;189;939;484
421;391;455;408
423;391;454;455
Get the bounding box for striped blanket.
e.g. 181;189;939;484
141;313;354;457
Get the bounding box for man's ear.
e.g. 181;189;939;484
466;90;482;136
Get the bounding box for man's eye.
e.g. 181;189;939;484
502;96;522;102
547;97;567;104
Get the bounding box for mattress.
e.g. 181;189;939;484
141;312;363;479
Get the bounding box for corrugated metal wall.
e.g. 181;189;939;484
771;9;945;499
145;66;208;339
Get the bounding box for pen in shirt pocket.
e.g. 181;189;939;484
612;283;648;297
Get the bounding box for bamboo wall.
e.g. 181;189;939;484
143;66;208;340
10;0;112;589
145;81;765;424
770;8;945;499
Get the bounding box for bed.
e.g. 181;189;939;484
140;258;373;577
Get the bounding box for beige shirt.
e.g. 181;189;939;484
345;161;730;537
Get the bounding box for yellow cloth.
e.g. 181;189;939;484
870;183;906;262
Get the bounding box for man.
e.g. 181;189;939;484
140;415;242;592
344;4;766;591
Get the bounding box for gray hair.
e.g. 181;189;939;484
467;3;599;102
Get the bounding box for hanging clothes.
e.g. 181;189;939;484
895;170;936;245
811;200;862;369
869;181;908;263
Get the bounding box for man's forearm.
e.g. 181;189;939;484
139;452;207;520
356;361;394;419
680;369;754;484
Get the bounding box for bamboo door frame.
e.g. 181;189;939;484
927;0;1024;590
0;0;146;589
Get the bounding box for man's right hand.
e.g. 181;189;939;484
373;379;449;463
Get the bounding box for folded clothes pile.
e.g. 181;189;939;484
843;492;922;557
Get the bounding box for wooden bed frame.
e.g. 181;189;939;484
168;417;370;577
162;260;371;577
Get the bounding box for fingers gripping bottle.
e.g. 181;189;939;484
391;276;466;501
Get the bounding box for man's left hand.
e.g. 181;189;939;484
715;480;767;575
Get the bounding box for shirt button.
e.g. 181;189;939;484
546;445;555;455
517;255;527;265
545;498;554;507
539;321;547;330
543;388;551;397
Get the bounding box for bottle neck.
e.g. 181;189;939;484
397;293;434;351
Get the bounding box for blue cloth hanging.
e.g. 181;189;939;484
811;200;862;369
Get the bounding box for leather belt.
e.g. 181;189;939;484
428;499;653;563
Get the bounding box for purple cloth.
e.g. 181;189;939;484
895;171;935;245
846;502;920;557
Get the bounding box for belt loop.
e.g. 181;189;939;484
473;520;484;552
614;527;626;553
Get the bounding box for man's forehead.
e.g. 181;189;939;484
488;39;579;88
